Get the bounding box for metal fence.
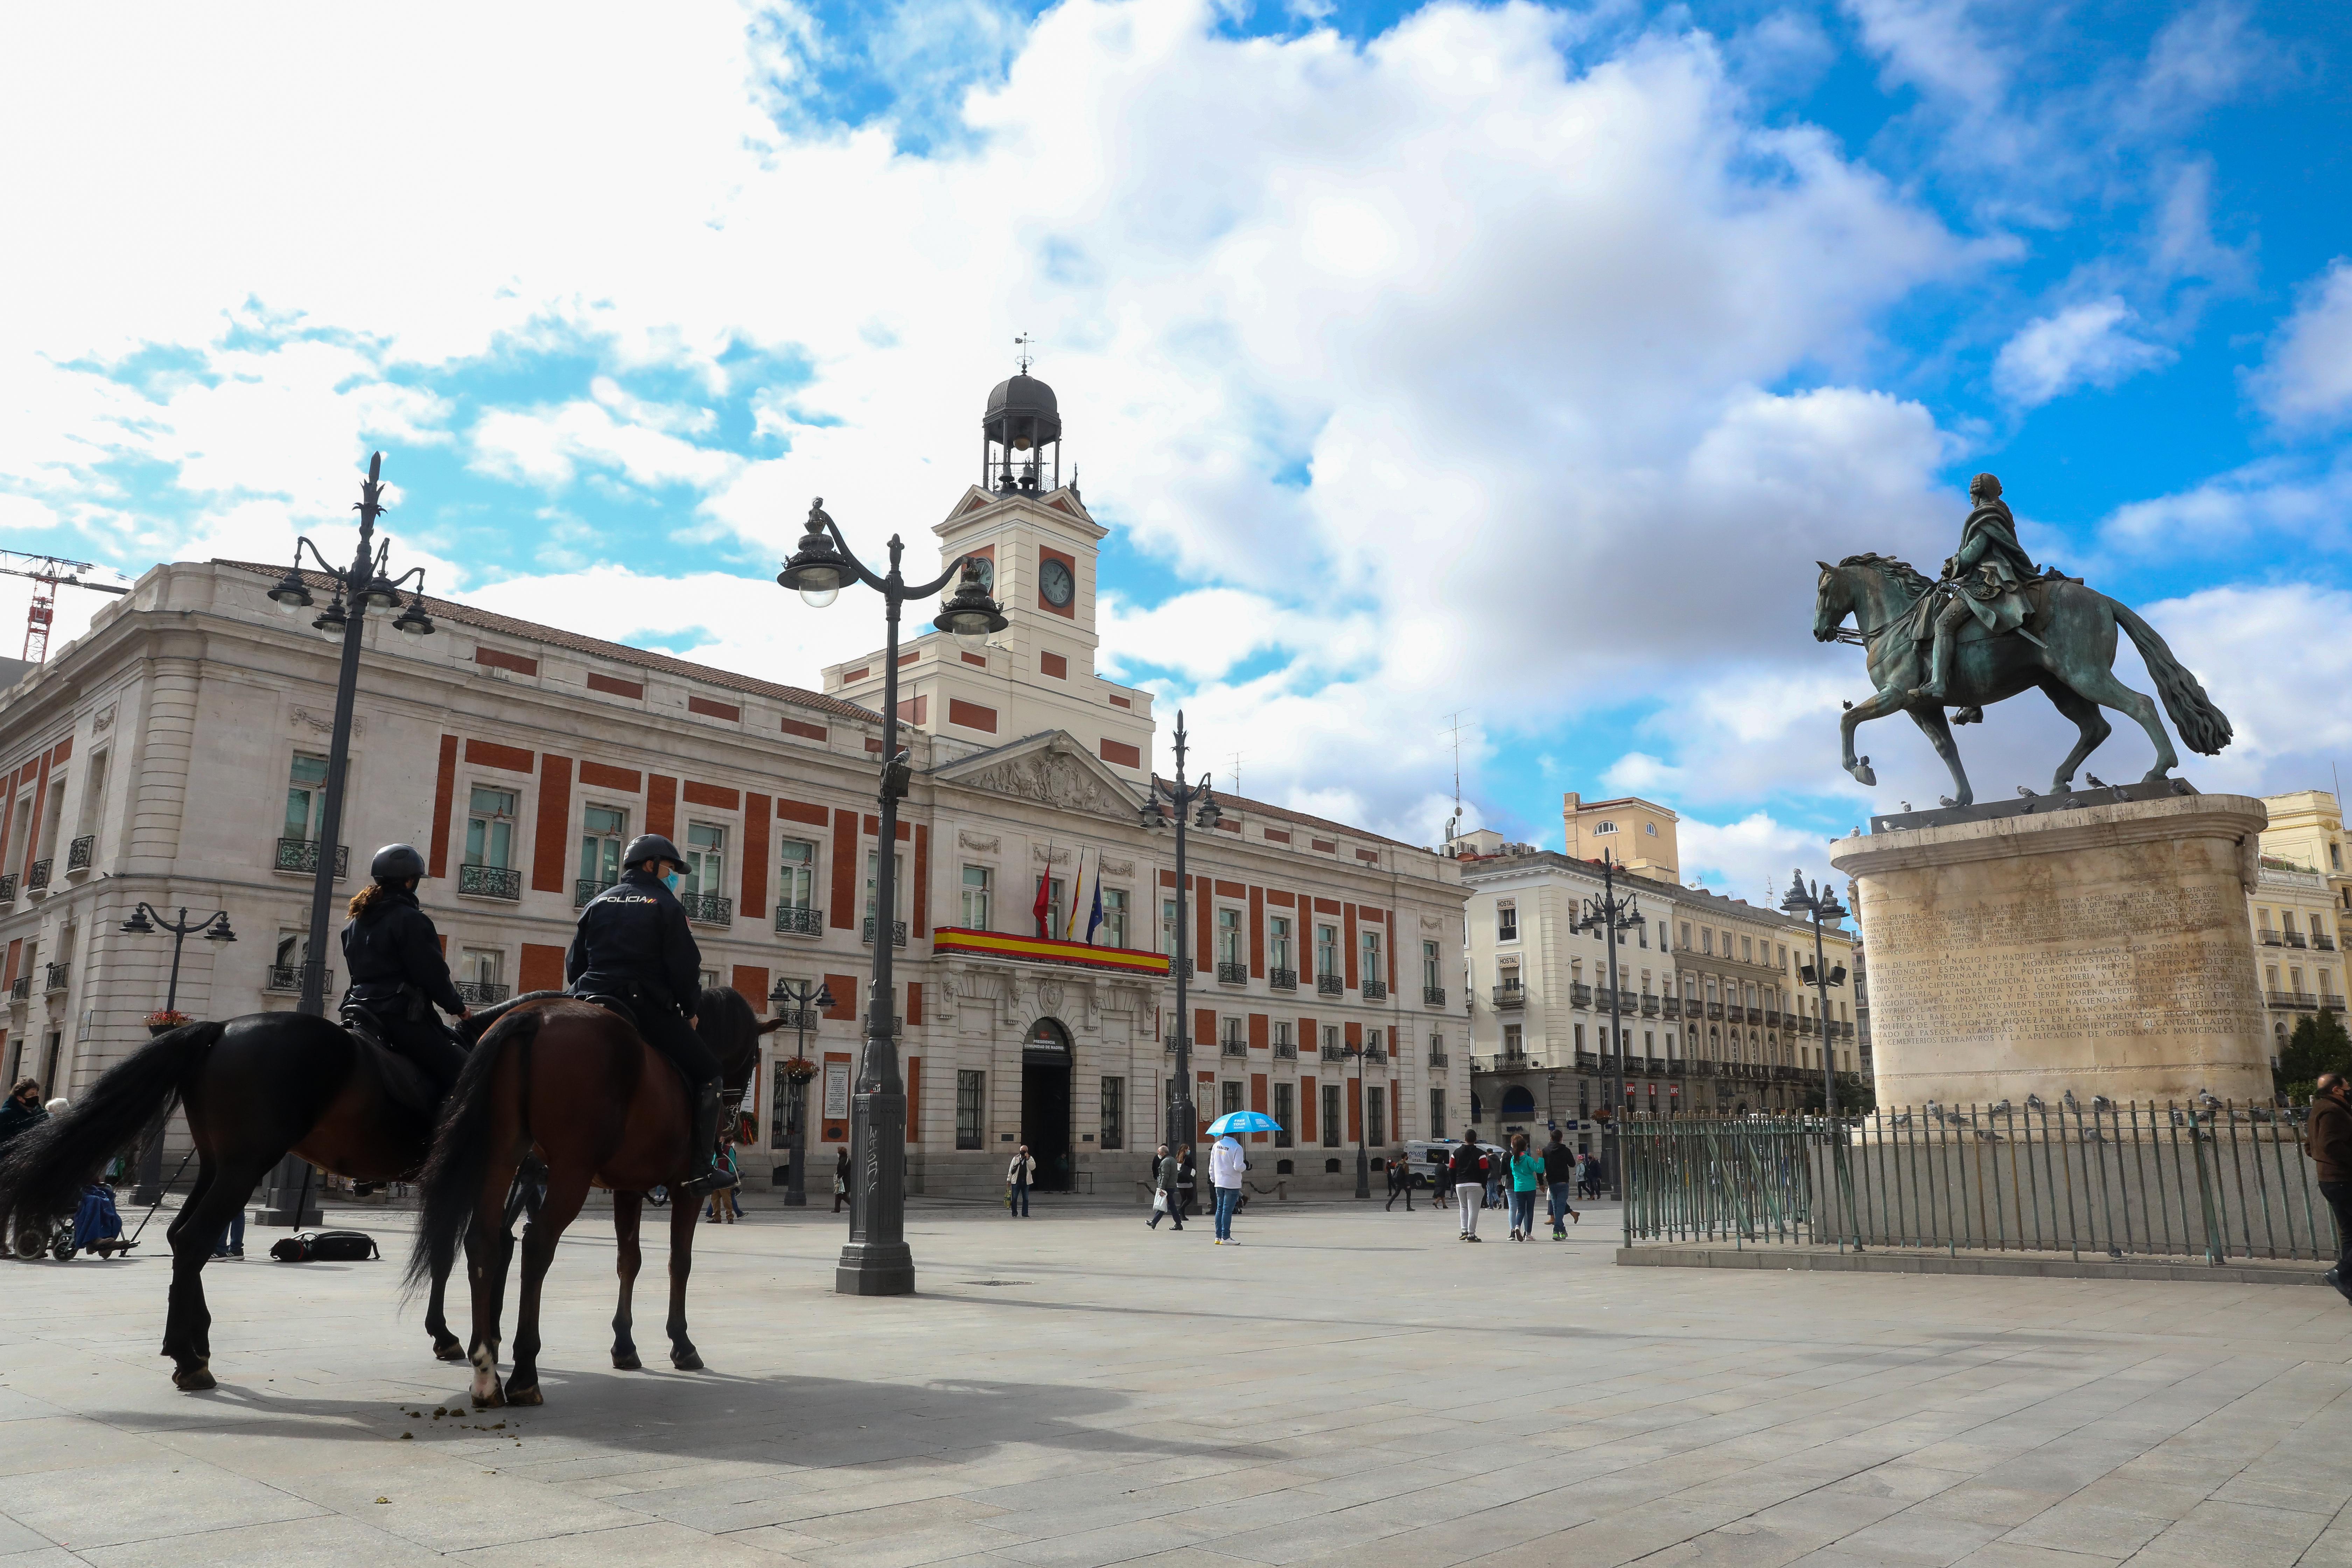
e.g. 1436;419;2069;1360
1623;1101;2344;1265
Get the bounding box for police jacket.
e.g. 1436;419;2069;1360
566;868;703;1017
341;886;466;1017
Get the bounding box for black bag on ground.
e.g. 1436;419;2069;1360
268;1230;380;1262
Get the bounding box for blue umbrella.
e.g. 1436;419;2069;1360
1205;1111;1282;1136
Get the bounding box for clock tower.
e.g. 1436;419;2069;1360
820;364;1155;777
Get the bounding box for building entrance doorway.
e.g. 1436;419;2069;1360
1021;1017;1074;1191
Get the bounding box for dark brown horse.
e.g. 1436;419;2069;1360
0;1012;467;1389
406;986;771;1407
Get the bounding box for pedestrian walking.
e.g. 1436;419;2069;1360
1542;1129;1581;1235
1577;1151;1601;1200
1505;1132;1543;1241
705;1142;741;1223
1146;1143;1185;1231
833;1147;850;1213
1209;1132;1246;1243
2307;1071;2352;1303
1385;1149;1414;1211
1448;1133;1488;1241
1177;1146;1198;1217
1484;1142;1504;1210
1006;1143;1037;1217
0;1078;45;1149
1433;1142;1454;1213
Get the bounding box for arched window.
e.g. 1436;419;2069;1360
1501;1086;1536;1117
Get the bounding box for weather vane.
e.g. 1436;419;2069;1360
1014;332;1036;374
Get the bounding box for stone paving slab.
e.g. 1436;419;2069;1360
3;1197;2352;1566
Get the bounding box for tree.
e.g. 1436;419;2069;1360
2275;1010;2352;1102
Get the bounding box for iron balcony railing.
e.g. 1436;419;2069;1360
2318;935;2339;951
1427;1050;1448;1068
275;837;350;877
2267;989;2322;1010
6;976;28;1001
863;917;908;947
1317;974;1343;997
1364;1044;1386;1064
1319;1043;1348;1062
1493;983;1525;1009
1661;997;1681;1019
1423;985;1446;1006
1217;962;1249;986
1269;967;1297;992
1594;988;1619;1012
2258;930;2285;946
1273;1040;1298;1060
1575;1050;1599;1072
1221;1039;1247;1057
1640;994;1659;1017
575;878;616;908
1623;1099;2347;1266
775;904;822;937
66;834;94;873
2284;931;2309;949
1570;982;1592;1008
1725;1003;1746;1024
26;859;51;891
1363;980;1388;1002
0;873;14;902
454;980;511;1006
681;892;733;926
43;962;68;994
266;963;331;994
458;863;522;901
771;1007;821;1030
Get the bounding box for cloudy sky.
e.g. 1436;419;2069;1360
2;1;2347;899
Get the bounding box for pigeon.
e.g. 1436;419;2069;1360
1900;800;1913;812
2091;1095;2114;1112
1889;1112;1912;1128
1937;796;1957;807
1974;1128;2003;1142
2198;1091;2222;1110
2085;773;2107;788
2016;786;2038;797
1987;1099;2012;1116
2062;1090;2081;1112
2025;1093;2046;1112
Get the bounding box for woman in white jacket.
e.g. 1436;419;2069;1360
1209;1134;1248;1244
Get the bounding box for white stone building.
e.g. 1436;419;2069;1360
0;370;1468;1196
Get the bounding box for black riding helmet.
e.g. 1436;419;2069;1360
369;843;426;882
622;833;685;873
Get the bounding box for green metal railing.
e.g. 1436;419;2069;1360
1624;1100;2340;1265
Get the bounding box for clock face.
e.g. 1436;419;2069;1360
1040;557;1074;608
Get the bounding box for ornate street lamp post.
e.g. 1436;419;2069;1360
1780;870;1850;1120
766;975;837;1209
1342;1043;1370;1198
1139;712;1218;1169
256;453;435;1224
1574;850;1643;1201
778;499;1004;1294
118;903;235;1203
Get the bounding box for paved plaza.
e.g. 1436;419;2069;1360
4;1195;2352;1567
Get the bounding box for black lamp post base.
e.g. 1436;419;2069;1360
835;1242;915;1296
782;1190;808;1208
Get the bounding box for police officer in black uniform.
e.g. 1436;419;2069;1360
341;844;472;1094
566;833;727;1193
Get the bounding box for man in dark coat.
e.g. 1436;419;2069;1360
1915;472;2044;703
2308;1071;2352;1303
568;833;727;1193
341;844;471;1093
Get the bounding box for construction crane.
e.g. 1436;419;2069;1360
0;551;131;664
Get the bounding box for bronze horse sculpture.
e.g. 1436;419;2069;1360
407;986;772;1408
1812;553;2231;807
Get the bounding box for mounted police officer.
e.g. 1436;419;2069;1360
565;833;728;1193
340;844;471;1095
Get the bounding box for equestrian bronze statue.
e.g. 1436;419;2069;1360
1812;473;2232;808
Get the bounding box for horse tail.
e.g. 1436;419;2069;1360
404;1005;540;1295
0;1021;223;1232
2112;598;2234;757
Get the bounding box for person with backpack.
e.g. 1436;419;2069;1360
1505;1132;1545;1241
1448;1134;1489;1241
1542;1130;1582;1236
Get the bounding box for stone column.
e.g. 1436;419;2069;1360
1830;793;2271;1108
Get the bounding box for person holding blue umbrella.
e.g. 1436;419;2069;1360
1204;1110;1280;1244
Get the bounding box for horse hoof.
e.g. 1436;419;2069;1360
173;1366;216;1392
1852;765;1877;787
472;1384;505;1410
612;1351;642;1370
671;1349;704;1372
506;1384;544;1407
433;1339;466;1363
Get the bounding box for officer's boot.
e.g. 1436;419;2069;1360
675;1083;729;1194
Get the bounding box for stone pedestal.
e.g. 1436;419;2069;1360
1829;793;2271;1109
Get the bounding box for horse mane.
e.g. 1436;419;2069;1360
1838;553;1935;599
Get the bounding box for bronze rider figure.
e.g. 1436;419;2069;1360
1911;472;2044;704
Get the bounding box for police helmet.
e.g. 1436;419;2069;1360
369;843;427;882
623;833;685;872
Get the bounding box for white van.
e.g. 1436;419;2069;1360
1402;1138;1505;1184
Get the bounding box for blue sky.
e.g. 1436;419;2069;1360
2;1;2348;897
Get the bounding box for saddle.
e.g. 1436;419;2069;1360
337;1005;440;1120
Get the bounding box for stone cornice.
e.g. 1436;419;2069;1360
1830;792;2269;892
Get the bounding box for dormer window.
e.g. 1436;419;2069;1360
1593;820;1617;835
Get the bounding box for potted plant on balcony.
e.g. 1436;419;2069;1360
146;1008;194;1037
780;1056;817;1085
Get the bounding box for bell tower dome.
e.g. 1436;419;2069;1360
981;345;1063;494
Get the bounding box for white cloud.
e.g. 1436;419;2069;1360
1992;297;2171;408
2141;582;2352;790
1678;812;1835;907
2249;259;2352;429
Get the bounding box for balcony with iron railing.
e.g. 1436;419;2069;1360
1570;982;1592;1009
1575;1049;1598;1073
863;917;909;947
1426;1049;1447;1068
266;963;332;995
1493;982;1525;1009
0;873;14;903
1221;1038;1247;1057
1269;968;1297;992
1317;974;1343;997
276;837;350;878
1726;1003;1746;1024
2259;930;2285;946
1707;1000;1724;1020
1661;996;1681;1020
26;859;50;894
2319;934;2340;952
681;892;733;926
575;878;616;909
771;1008;821;1030
457;863;522;901
43;962;69;994
1640;994;1659;1017
6;975;28;1002
454;980;511;1006
1274;1040;1299;1060
66;834;94;874
1364;1043;1386;1064
1320;1043;1348;1062
1363;979;1387;1002
1423;985;1446;1006
775;904;822;937
2285;930;2310;949
2268;988;2322;1010
1217;962;1249;986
